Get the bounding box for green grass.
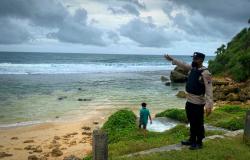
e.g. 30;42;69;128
155;108;188;123
83;109;226;160
102;109;137;143
116;135;250;160
208;27;250;82
156;105;250;131
205;105;249;130
108;125;189;157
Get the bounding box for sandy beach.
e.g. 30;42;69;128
0;109;111;160
0;105;163;160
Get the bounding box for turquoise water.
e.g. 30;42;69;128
0;52;214;127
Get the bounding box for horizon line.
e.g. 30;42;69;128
0;51;215;56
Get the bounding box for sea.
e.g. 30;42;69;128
0;52;214;128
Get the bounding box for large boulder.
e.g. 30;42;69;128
170;66;188;83
176;91;187;98
160;76;169;82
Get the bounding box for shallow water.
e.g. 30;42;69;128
147;117;179;132
0;52;214;127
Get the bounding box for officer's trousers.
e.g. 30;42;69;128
185;101;205;144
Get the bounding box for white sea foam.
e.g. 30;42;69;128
0;63;175;74
147;117;178;132
0;120;45;128
0;61;209;75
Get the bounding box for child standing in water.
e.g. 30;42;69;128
139;102;152;129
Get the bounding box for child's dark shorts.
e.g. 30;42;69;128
139;123;147;129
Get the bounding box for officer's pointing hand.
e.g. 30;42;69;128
164;54;173;61
205;107;212;117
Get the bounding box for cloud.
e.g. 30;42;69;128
122;4;140;16
119;0;146;9
161;0;247;41
0;0;68;28
107;31;120;43
0;17;32;44
47;9;106;46
108;4;140;16
0;0;106;45
172;12;240;40
119;18;180;47
108;6;127;15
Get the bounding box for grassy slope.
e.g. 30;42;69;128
156;105;250;130
84;109;226;159
208;27;250;82
116;135;250;160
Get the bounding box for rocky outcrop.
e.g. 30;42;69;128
23;140;35;143
161;76;171;86
160;76;169;82
58;96;67;100
51;148;63;157
170;66;188;83
78;98;91;101
213;78;250;102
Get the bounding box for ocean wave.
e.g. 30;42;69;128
0;61;209;75
0;63;176;74
0;120;45;128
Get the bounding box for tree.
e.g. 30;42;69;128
215;44;226;55
248;18;250;24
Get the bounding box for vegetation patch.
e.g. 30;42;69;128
116;135;250;160
102;109;137;143
209;26;250;82
83;109;227;159
155;108;188;123
156;105;250;130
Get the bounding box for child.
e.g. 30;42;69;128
139;102;152;129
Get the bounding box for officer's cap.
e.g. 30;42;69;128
192;52;205;60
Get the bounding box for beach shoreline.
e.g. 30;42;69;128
0;109;110;160
0;104;166;160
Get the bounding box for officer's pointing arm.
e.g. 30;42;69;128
164;54;191;71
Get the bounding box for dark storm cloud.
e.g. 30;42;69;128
0;17;32;44
162;0;249;40
119;18;180;47
172;12;240;40
172;0;250;23
0;0;68;28
47;9;106;46
0;0;105;45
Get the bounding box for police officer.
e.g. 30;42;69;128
164;52;213;150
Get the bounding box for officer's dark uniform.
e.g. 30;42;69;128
185;64;207;145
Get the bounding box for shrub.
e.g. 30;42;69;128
155;109;188;123
216;105;246;113
102;109;137;143
208;27;250;82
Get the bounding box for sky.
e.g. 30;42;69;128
0;0;249;55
